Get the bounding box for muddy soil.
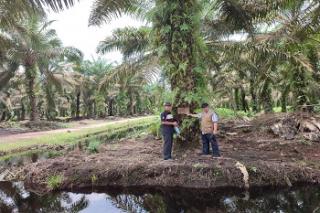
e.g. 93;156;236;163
14;113;320;194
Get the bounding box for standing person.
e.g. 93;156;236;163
160;102;178;160
188;103;221;157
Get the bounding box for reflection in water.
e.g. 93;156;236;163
0;182;320;213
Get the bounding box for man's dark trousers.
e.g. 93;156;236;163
162;129;173;160
201;134;220;156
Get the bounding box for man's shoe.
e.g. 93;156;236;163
212;154;221;158
164;157;173;160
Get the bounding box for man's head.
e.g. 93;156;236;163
201;103;209;113
164;102;172;112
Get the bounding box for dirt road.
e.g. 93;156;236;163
0;116;155;144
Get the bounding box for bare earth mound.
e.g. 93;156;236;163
22;113;320;194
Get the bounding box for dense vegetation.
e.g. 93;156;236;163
1;0;320;141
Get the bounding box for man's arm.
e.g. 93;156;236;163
160;113;178;126
213;122;218;135
186;113;201;118
161;121;178;126
212;112;219;134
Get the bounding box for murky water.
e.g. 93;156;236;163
0;182;320;213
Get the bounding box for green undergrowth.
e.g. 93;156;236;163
273;106;293;113
47;174;63;190
149;122;161;138
215;108;253;119
214;107;295;119
77;121;152;151
87;139;100;153
0;116;157;152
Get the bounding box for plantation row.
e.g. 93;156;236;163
0;1;319;140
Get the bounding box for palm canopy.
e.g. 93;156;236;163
0;0;79;28
93;0;319;110
29;0;78;11
89;0;151;26
1;15;82;79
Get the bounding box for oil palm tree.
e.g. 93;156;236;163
208;0;320;112
98;54;159;116
76;58;113;118
2;15;82;121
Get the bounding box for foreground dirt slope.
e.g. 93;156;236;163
24;113;320;193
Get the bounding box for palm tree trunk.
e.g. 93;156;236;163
93;100;97;118
240;87;248;112
108;98;113;116
249;81;258;112
25;65;39;121
76;92;80;119
128;92;134;115
281;86;290;112
292;67;307;109
234;88;241;110
1;112;6;121
21;102;25;120
154;0;205;148
261;79;273;113
44;83;56;120
136;94;141;114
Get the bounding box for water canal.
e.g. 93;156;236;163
0;181;319;213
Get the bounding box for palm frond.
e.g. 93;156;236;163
62;46;84;62
28;0;78;12
99;53;159;91
89;0;141;26
97;26;150;59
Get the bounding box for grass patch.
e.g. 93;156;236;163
91;174;98;184
47;174;63;189
299;139;312;146
248;166;258;173
0;116;157;152
87;139;100;153
149;122;161;138
47;151;63;158
273;106;293;113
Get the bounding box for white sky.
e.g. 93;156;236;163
47;0;144;64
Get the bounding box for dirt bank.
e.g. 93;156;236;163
19;113;320;194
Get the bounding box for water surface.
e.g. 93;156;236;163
0;181;320;213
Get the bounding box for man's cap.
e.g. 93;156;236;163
201;103;209;108
164;102;172;106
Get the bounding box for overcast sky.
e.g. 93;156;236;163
47;0;144;64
